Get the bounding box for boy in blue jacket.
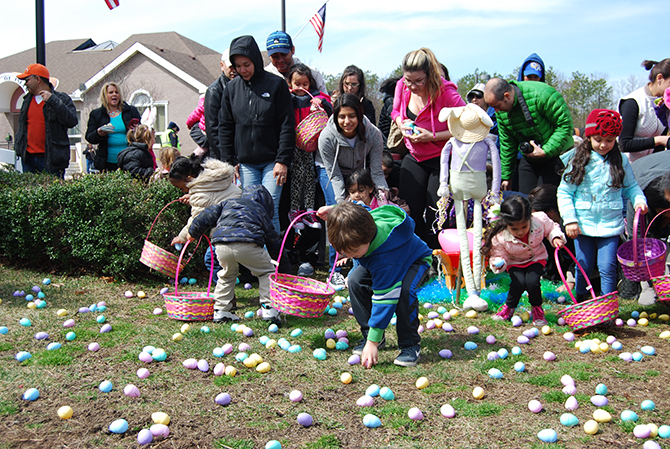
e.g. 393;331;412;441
318;202;432;368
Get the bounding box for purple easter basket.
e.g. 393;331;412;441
617;208;666;282
164;235;215;321
556;246;618;330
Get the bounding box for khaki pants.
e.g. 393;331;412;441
213;242;274;311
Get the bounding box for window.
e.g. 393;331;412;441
68;111;82;147
129;90;167;133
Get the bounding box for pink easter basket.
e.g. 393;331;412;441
163;235;215;321
617;208;666;282
555;246;619;330
295;88;329;153
645;207;670;301
270;211;337;317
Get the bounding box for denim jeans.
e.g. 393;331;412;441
316;165;340;272
22;153;64;178
573;235;619;296
239;161;283;233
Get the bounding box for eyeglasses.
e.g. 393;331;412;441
403;77;426;87
344;82;360;88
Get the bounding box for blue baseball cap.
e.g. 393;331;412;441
266;31;293;56
523;62;543;79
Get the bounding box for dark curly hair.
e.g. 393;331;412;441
481;195;532;259
562;138;625;188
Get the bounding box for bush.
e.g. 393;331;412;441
0;170;199;280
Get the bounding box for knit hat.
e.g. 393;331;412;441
438;103;493;143
266;31;293;56
584;109;622;138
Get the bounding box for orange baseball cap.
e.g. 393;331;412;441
17;63;50;80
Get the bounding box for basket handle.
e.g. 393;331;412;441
276;210;339;285
554;245;596;305
643;206;670;278
632;207;642;263
293;88;325;112
173;235;214;296
146;199;181;240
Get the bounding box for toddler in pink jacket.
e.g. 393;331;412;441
481;195;566;325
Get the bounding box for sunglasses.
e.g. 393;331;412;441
467;90;484;101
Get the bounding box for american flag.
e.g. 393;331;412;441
310;3;327;52
104;0;120;10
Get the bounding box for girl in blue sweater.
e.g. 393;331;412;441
557;109;647;301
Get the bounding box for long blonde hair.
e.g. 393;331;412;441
402;48;443;103
127;124;154;146
99;82;124;112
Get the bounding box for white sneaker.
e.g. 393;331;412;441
261;305;280;323
213;309;239;323
330;272;346;291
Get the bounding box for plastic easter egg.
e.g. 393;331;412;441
488;368;503;379
335;341;349;351
288;345;302;353
139;352;153;363
612;341;622;350
595;384;607;395
643;442;662;449
465;326;479;335
153;308;163;315
268;323;279;333
42;278;51;285
436;349;452;359
523;329;536;339
243;283;252;290
94;315;106;324
243;311;254;319
27;302;36;310
465;310;477;319
97;305;107;312
590;395;608;407
212;347;224;358
487;351;499;361
179;323;190;333
16;351;32;362
441;403;456;418
640;346;655;356
541;325;551;335
378;387;394;401
514;362;525;372
341;372;353;384
124;290;133;298
137;368;150;379
620;410;638;422
564;332;575;342
560;375;574;386
172;333;183;342
627;318;637;327
47;342;61;350
641;399;655;411
100;323;112;333
442;323;453;332
289;390;303;402
416;377;429;390
634;424;651;438
35;332;48;340
297;412;313;427
363;414;382;428
584;419;599;435
58;406;73;419
313;348;327;360
593;409;612;423
215;392;231;406
152;412;170;425
187;278;197;285
517;335;529;344
464;341;477;351
638;317;649;326
239;343;252;352
124;384;141;397
109;419;129;434
659;314;670;322
225;365;237;377
632;352;644;362
543;351;556;361
213;363;225;376
64;331;76;341
221;343;233;354
99;380;113;393
562;384;577;395
366;384;380;397
560;413;579;427
408;407;424;420
528;400;542;413
19;318;32;327
658;425;670;438
35;300;46;309
511;315;523;327
149;423;170;437
243;327;254;337
326;338;336;349
151;348;167;361
472;387;485;399
290;328;303;338
265;440;281;449
565;396;579;411
357;395;374;407
0;326;8;334
344;354;360;366
631;310;640;318
26;294;34;301
498;348;509;359
137;428;153;445
23;388;39;401
511;346;522;356
537;429;558;443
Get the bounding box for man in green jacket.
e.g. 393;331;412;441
484;78;573;194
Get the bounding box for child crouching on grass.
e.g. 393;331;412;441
187;185;281;324
317;202;432;368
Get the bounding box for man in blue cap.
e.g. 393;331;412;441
265;30;327;93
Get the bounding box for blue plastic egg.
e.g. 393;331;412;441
288;344;302;353
47;342;61;350
188;278;197;285
16;351;32;362
658;425;670;438
230;323;239;331
560;413;579;427
19;318;32;327
514;362;525;372
280;340;291;351
612;341;622;350
0;326;8;334
640;346;655;356
259;336;269;345
96;315;106;324
268;323;279;333
464;341;477;350
363;414;382;428
379;387;395;401
488;368;503;379
332;301;342;309
235;352;248;362
328;308;337;316
180;277;188;284
99;380;113;393
632;352;644;361
244;311;254;318
497;348;509;359
365;384;380;397
631;311;640;318
43;278;51;285
265;440;282;449
335;341;349;350
23;388;39;401
200;326;210;333
621;410;638;422
313;348;327;360
537;429;558;443
97;305;107;313
37;292;45;298
151;348;167;361
511;346;522;355
212;347;224;358
25;294;34;301
109;419;129;434
595;384;608;395
641;400;655;411
35;300;46;309
66;332;76;341
290;328;303;337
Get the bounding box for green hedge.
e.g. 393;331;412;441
0;170;198;280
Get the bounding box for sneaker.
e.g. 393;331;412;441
288;210;305;231
330;272;346;291
492;304;514;321
213;309;240;323
261;304;280;324
301;210;322;229
297;262;314;276
394;344;421;367
352;337;386;356
532;306;547;326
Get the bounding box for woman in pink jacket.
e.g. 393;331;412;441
392;47;465;248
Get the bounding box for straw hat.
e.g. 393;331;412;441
438;103;493;143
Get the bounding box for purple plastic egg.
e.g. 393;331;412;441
487;351;499;361
239;342;251;352
615;318;624;326
606;335;617;344
124;384;141;397
215;392;231;405
137;428;153;445
511;316;523;327
408;407;424;420
347;354;361;365
627;319;637;327
523;329;535;339
153;308;163;315
427;311;439;319
139;352;153;363
348;307;354;315
517;335;530;344
590;395;608;407
336;330;348;339
338;337;349;345
242;327;254;337
543;351;556;361
137;368;150;379
159;287;169;295
88;342;100;352
32;285;41;293
100;323;112;333
149;424;170;437
619;352;633;362
439;349;453;359
633;424;651;438
486;335;496;344
244;283;252;290
467;326;479;334
356;395;374;407
442;323;453;332
35;332;49;340
557;317;566;326
197;359;209;372
78;307;90;313
418;325;424;333
563;332;575;342
643;441;662;449
297;412;313;427
426;321;436;330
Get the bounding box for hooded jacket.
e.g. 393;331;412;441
316;115;387;202
117;142;155;180
218;35;295;167
177;158;242;241
204;74;231;160
518;53;546;82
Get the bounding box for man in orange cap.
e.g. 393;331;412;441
14;63;78;177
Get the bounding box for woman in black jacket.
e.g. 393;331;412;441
218;35;295;233
117;124;156;180
85;82;141;171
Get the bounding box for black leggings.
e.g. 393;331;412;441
517;156;563;194
399;154;440;249
507;263;543;308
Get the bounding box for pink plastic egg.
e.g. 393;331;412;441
486;335;496;344
560;375;575;386
289;390;303;402
124;384;141;397
88;342;100;352
222;343;233;354
137;368;150;379
213;362;225;376
124;290;133;298
149;424;170;437
543;351;556;361
634;424;651;438
557;317;566;326
440;403;456;418
238;343;251;352
356;395;374;407
408;407;424;420
565;396;579;411
615;318;624;326
562;384;577;395
182;358;198;369
528;400;543;413
627;318;637;327
152;308;163;315
139;352;153;363
426;320;436;330
63;319;75;328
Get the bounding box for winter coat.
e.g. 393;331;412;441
361;97;376;126
15;89;78;172
177;158;241;241
557;150;647;238
496;81;574;181
627;151;670;237
489;211;566;273
218;35;295;167
517;53;546;82
116;142;155;180
187;96;206;132
316;115;387;202
378;93;394;150
391;77;465;162
204;74;230;160
188;185;281;258
85;102;141;171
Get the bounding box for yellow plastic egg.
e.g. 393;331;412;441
137;291;146;298
172;333;183;342
57;405;73;419
659;330;670;339
649;313;657;320
648;423;659;437
592;338;601;344
638;318;649;326
418;313;424;321
658;314;669;322
340;372;352;384
465;310;477;319
235;325;246;333
326;338;336;349
180;323;191;333
472;387;485;400
27;302;36;309
593;409;612;423
225;365;237;377
541;325;551;335
584;419;599;435
639;311;648;319
333;296;342;303
521;311;530;322
599;343;609;353
416;377;429;389
243;357;258;368
256;362;271;373
0;298;2;305
434;319;443;328
590;344;601;354
57;309;68;317
266;339;277;348
449;308;459;317
151;412;170;425
250;353;263;363
575;341;583;349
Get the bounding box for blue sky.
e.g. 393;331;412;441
1;0;668;88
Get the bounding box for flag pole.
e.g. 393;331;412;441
36;0;46;64
293;0;329;39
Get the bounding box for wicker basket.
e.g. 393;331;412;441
645;207;670;302
556;246;619;330
270;211;337;318
295;88;329;153
617;208;666;282
164;236;215;321
140;199;196;278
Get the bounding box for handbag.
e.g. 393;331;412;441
387;120;408;157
